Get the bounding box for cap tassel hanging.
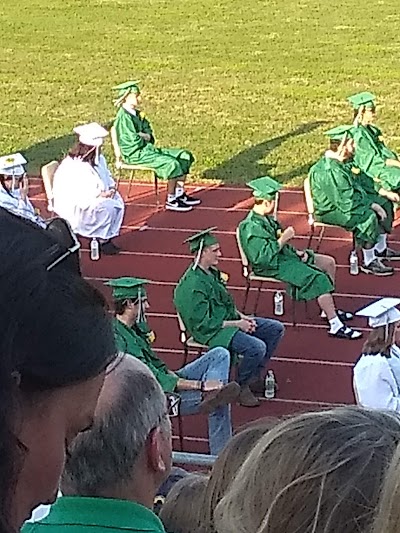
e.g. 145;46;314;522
136;290;146;324
193;238;204;270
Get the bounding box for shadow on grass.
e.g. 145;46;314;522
22;121;114;175
202;121;327;184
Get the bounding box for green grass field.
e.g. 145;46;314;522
1;0;400;184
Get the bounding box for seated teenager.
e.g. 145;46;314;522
112;81;199;212
310;125;399;276
53;122;125;255
238;176;362;340
354;298;400;412
174;229;284;407
349;91;400;199
107;277;240;456
0;152;45;227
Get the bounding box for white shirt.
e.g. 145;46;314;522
354;353;400;412
0;186;45;227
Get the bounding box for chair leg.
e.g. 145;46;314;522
316;226;325;253
254;282;262;314
127;170;134;198
307;224;315;249
183;344;189;367
243;280;251;313
116;171;121;192
292;297;296;327
154;173;159;206
177;414;184;451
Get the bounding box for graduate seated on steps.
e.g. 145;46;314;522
354;299;400;412
173;229;285;408
309;125;400;277
107;277;240;456
238;176;362;341
349;91;400;200
112;81;200;213
53;122;125;255
0;152;46;227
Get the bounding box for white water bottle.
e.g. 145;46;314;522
90;238;100;261
274;290;284;316
349;250;359;275
264;370;276;399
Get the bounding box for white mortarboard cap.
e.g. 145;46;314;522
73;122;109;147
356;298;400;328
0;153;27;176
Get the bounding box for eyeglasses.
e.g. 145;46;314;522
46;224;81;271
166;392;181;418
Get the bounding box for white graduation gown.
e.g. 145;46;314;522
53;155;125;239
353;353;400;412
0;186;46;227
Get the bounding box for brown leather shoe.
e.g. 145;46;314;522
239;385;261;407
198;382;241;414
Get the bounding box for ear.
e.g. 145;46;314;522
147;427;168;476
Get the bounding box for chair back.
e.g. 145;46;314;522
110;125;122;166
273;191;280;220
236;226;250;279
303;175;315;225
41;161;59;212
353;376;362;406
176;312;189;344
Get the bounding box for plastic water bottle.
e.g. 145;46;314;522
274;290;284;316
90;238;100;261
349;250;359;275
264;370;276;399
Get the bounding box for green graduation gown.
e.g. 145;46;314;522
352;124;400;191
113;318;179;392
174;266;240;348
309;154;392;246
238;211;334;301
113;107;194;180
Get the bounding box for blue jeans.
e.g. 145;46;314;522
176;347;232;455
229;317;285;385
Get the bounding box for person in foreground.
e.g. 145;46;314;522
174;229;285;407
0;153;45;227
354;298;400;411
372;441;400;533
23;356;172;533
349;91;400;197
238;176;362;340
214;406;400;533
108;277;240;455
112;81;199;212
309;125;399;276
0;208;116;532
53;122;125;255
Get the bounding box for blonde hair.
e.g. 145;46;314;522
159;473;208;533
372;442;400;533
362;323;396;356
214;407;400;533
202;418;277;533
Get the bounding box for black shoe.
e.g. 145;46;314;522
178;193;201;206
165;197;193;212
376;248;400;261
100;240;120;255
337;310;354;321
360;258;394;276
328;326;363;340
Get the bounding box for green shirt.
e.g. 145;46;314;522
113;319;179;392
174;265;239;348
23;496;166;533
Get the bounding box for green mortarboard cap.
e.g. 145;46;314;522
347;92;376;110
105;277;148;301
112;80;141;98
184;227;218;253
247;176;282;200
324;125;354;141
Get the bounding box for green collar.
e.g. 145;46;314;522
41;496;165;532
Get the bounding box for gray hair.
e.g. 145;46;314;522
61;357;169;496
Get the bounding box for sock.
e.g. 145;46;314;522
320;310;327;318
374;233;387;254
167;193;176;203
329;316;344;334
175;186;184;198
362;248;376;266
